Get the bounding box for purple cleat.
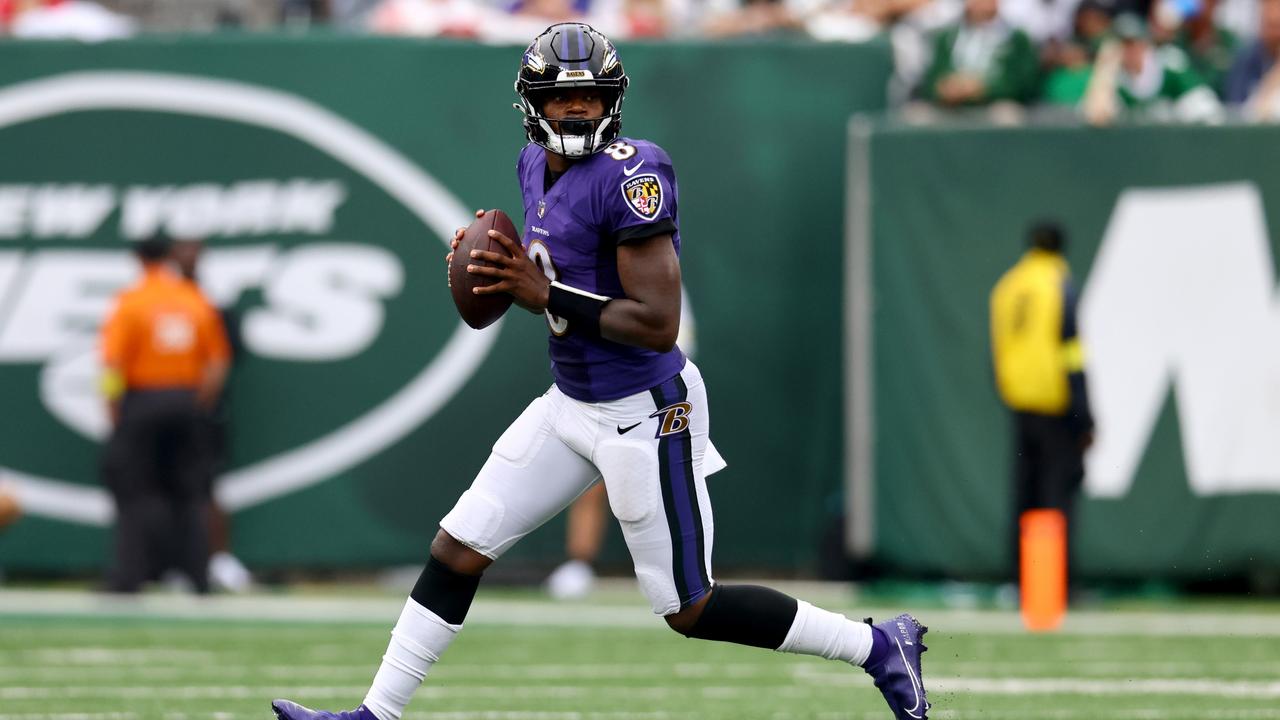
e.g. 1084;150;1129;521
863;614;930;719
271;700;378;720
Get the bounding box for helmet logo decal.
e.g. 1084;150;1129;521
602;46;620;74
524;48;547;74
621;173;663;221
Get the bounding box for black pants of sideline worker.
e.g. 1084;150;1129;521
102;389;210;594
1010;411;1084;589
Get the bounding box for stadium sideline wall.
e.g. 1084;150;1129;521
847;121;1280;581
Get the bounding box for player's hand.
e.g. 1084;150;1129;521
467;227;549;314
445;208;487;267
446;209;487;288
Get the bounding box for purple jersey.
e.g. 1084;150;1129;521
516;138;686;402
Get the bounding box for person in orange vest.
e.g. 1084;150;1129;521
99;233;231;594
990;221;1094;595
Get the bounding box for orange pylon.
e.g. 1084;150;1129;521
1020;509;1067;632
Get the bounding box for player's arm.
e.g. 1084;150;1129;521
599;232;680;352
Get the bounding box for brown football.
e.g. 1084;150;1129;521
449;209;519;329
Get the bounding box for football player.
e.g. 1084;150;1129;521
271;23;929;720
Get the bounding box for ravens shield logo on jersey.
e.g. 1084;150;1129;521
622;174;663;220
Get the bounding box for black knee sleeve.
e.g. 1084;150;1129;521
410;555;482;625
681;584;799;650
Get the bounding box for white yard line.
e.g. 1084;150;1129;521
7;659;1280;681
6;711;1280;720
0;712;670;717
884;712;1280;720
1;706;1279;720
16;648;218;663
0;716;140;720
0;712;675;717
792;666;1280;698
0;662;774;680
2;589;1279;636
0;715;670;720
0;686;670;701
0;591;650;629
5;677;1280;700
398;715;673;720
931;676;1280;698
860;707;1280;712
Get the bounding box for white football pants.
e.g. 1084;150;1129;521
441;360;725;615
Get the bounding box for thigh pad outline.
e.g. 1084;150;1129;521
596;440;660;524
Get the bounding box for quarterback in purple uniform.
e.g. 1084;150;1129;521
271;23;929;720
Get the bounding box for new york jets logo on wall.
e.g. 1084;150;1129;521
0;71;497;526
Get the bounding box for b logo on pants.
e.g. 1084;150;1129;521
650;402;692;438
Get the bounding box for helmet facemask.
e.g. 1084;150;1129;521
516;87;624;158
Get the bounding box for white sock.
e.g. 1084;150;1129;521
362;599;461;720
776;600;874;666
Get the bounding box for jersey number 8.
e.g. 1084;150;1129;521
604;142;636;161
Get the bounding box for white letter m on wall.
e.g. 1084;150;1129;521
1082;183;1280;498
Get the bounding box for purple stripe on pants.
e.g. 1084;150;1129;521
661;376;704;601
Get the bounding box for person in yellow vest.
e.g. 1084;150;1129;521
990;221;1094;592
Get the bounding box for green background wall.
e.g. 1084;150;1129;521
857;123;1280;581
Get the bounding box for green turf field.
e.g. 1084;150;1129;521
2;587;1279;719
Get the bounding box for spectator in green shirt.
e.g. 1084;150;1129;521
1082;13;1224;124
916;0;1040;118
1041;0;1116;106
1150;0;1239;97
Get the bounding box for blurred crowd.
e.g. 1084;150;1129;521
1;0;1277;119
896;0;1280;123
